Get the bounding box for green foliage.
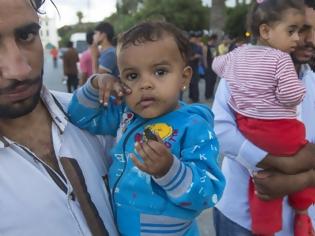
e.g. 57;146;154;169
58;0;210;45
107;13;137;34
134;0;208;31
76;11;83;24
224;4;249;38
57;23;97;47
116;0;143;15
109;0;209;33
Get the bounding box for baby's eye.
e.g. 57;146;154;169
155;69;167;77
126;73;138;80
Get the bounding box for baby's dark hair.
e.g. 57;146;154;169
248;0;305;38
304;0;315;9
117;21;190;65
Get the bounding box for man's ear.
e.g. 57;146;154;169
181;66;192;91
259;23;271;40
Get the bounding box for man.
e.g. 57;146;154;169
50;46;58;68
212;1;315;235
91;22;119;77
0;0;118;235
188;31;203;103
204;34;218;100
62;41;79;93
79;31;94;85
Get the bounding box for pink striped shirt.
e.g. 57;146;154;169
212;45;306;119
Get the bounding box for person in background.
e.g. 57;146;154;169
188;31;203;103
68;21;225;236
228;36;247;52
217;36;230;55
79;31;94;86
62;41;79;93
204;34;218;100
91;22;119;77
50;46;58;68
0;0;118;235
212;0;315;235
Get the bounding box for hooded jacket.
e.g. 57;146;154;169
68;80;225;236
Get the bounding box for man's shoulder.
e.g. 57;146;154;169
51;91;72;110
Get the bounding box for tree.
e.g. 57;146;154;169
116;0;143;15
76;11;83;24
224;4;249;38
134;0;208;31
210;0;226;34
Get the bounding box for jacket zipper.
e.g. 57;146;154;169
111;120;148;220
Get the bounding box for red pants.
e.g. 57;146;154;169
236;114;315;234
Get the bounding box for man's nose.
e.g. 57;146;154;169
293;32;300;42
0;40;32;80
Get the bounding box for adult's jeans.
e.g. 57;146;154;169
66;74;79;93
213;207;253;236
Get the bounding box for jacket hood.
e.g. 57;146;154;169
179;102;214;126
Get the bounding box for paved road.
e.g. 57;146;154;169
43;50;217;236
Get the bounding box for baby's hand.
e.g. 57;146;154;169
92;74;131;106
131;133;173;178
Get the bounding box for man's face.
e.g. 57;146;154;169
93;31;105;45
292;6;315;64
0;0;43;119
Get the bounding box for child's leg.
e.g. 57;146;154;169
289;188;315;211
236;114;308;235
249;178;282;235
288;188;315;236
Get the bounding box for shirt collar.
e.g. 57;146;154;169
299;64;311;79
0;86;68;148
40;86;68;133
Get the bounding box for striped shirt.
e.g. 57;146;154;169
212;45;306;119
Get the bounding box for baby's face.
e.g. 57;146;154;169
117;35;191;119
266;8;304;53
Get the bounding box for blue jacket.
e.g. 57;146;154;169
68;81;225;236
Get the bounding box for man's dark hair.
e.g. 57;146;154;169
30;0;57;13
86;31;94;45
209;34;218;41
304;0;315;9
117;21;190;65
247;0;305;38
66;41;73;48
95;22;115;43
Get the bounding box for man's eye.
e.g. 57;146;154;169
18;31;37;42
126;73;138;80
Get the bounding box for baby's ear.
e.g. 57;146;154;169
182;66;192;88
259;23;271;41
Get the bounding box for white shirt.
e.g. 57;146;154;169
212;65;315;236
0;87;118;236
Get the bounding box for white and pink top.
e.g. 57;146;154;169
212;44;306;119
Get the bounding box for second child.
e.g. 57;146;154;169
212;0;315;235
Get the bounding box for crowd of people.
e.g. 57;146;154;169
1;0;315;236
